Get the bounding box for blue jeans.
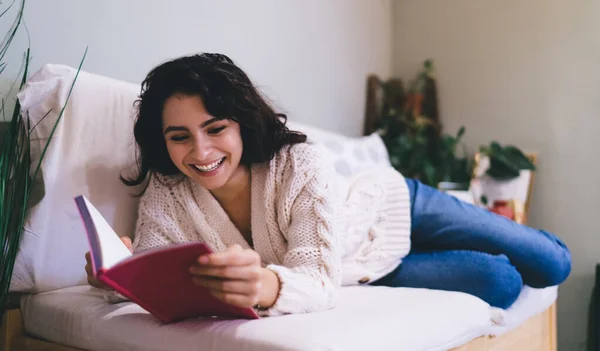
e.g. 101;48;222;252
371;178;572;309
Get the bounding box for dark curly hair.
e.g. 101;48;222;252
122;53;306;187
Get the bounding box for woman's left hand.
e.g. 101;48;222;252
189;244;280;309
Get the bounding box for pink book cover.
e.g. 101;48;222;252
75;195;260;323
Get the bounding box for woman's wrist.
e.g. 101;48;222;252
257;267;281;309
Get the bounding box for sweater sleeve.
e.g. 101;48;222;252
130;175;199;253
259;147;343;317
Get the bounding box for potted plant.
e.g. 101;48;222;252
472;141;536;222
478;141;536;180
377;60;472;189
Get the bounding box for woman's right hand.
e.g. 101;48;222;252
85;236;133;290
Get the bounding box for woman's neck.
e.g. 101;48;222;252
211;165;251;205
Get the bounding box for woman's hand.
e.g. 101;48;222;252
85;236;133;290
189;244;280;309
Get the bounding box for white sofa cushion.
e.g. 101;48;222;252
21;285;493;351
286;121;391;178
11;64;143;292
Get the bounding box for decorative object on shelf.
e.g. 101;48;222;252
470;149;537;224
365;61;537;221
489;200;515;221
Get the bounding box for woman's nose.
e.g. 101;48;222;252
192;138;214;160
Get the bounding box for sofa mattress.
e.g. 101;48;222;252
22;285;496;351
489;285;557;336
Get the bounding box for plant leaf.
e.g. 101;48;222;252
503;146;536;171
0;1;86;321
423;160;438;186
456;126;465;140
486;157;520;180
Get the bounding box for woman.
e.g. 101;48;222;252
85;53;571;317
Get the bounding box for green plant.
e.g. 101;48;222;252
387;118;471;187
0;0;30;318
479;141;536;180
377;60;472;188
376;61;535;189
0;0;86;323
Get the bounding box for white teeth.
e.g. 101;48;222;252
193;158;224;172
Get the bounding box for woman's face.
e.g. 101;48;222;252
162;94;244;192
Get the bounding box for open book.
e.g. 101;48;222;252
75;195;260;323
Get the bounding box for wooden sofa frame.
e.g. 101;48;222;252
0;302;557;351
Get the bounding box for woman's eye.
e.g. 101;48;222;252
208;126;226;135
169;135;188;142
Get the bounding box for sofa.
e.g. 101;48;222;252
1;64;559;351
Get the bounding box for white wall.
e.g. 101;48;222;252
0;0;392;136
393;1;600;350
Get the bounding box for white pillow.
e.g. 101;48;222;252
11;64;142;293
286;121;392;178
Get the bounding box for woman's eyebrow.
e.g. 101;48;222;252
163;126;188;134
164;118;220;134
200;118;219;128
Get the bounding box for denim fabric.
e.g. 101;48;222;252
371;178;572;309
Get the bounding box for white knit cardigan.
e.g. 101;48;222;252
108;142;411;317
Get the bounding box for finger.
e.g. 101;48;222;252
87;275;107;290
190;265;261;281
87;277;99;288
225;244;244;252
95;281;110;290
85;251;91;262
85;265;102;289
85;263;93;276
120;236;133;252
201;249;259;267
210;291;258;308
192;276;261;295
197;244;244;264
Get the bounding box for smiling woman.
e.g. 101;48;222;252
84;52;571;319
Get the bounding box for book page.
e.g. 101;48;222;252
77;196;132;271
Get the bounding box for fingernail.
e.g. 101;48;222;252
198;255;209;264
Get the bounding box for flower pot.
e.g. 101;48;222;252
490;200;515;220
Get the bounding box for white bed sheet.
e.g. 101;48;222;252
22;285;493;351
489;285;558;336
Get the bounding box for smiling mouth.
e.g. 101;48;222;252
191;157;226;173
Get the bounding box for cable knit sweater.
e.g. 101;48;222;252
107;142;411;317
